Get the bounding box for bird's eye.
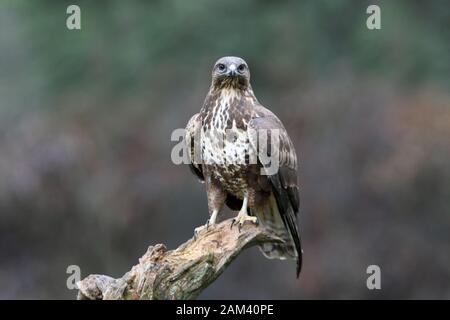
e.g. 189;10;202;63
238;64;246;72
217;64;226;72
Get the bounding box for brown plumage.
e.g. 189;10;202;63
185;56;302;277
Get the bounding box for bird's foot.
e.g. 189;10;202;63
194;218;214;240
230;211;258;231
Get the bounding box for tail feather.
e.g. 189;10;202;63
253;194;302;276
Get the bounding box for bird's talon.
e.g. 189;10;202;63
232;213;258;232
194;224;207;240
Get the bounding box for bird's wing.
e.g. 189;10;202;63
248;108;302;275
185;113;204;182
248;109;299;213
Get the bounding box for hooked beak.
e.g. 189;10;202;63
227;64;237;77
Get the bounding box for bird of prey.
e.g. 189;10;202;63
185;56;302;276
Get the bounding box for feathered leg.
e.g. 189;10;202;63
194;175;226;238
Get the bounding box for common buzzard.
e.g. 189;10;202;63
185;56;302;276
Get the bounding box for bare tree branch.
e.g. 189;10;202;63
76;218;283;300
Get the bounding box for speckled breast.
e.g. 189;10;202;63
202;125;255;197
201;127;253;197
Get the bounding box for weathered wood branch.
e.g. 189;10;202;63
76;218;283;300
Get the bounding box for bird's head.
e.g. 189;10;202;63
211;56;250;90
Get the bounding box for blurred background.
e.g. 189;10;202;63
0;0;449;299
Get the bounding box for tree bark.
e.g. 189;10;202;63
76;218;283;300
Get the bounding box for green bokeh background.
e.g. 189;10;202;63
0;0;449;299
